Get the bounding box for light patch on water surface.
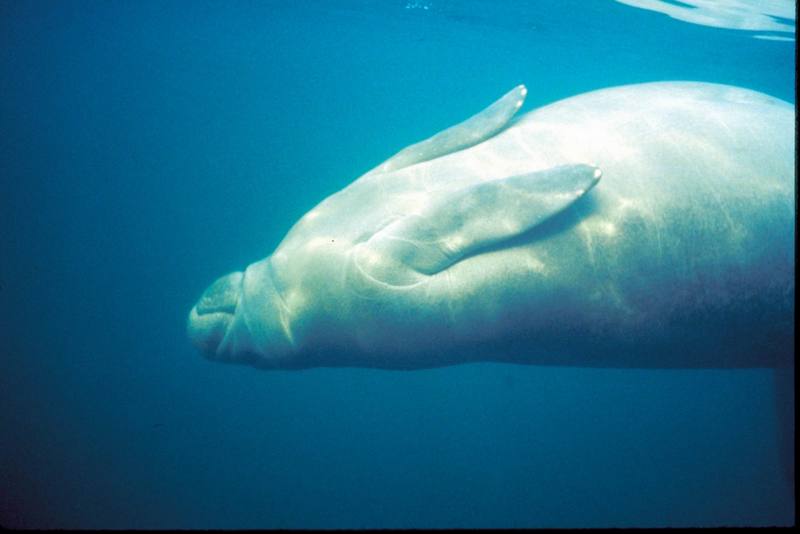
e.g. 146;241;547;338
404;1;431;11
615;0;795;40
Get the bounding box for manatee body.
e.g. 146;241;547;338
188;82;794;370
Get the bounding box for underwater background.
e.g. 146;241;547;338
0;0;795;528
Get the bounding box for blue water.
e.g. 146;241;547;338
0;0;794;528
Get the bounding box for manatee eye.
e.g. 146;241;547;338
196;272;242;315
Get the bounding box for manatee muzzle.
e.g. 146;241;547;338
197;271;242;315
187;271;244;356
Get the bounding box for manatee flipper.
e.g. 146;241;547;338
369;85;528;175
357;164;602;281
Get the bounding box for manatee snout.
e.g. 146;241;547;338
187;271;244;356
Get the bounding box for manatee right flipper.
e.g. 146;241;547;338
355;164;602;284
368;85;528;175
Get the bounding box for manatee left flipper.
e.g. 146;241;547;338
357;164;602;280
368;85;528;175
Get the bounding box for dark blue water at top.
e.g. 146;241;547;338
0;0;794;528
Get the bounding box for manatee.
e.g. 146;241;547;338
187;82;794;371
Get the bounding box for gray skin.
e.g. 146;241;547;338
187;82;794;371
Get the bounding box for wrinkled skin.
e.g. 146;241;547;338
188;82;794;371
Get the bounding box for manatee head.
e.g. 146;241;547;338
187;271;244;358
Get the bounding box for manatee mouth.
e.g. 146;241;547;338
188;271;244;356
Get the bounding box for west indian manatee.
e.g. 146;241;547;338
188;82;794;372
